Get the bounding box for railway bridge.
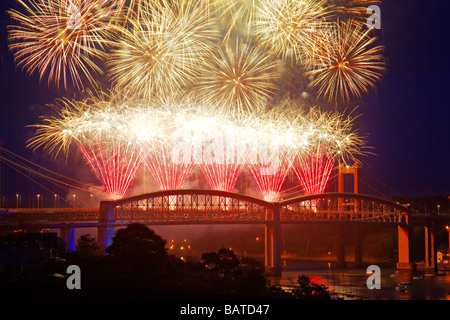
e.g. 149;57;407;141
1;189;448;275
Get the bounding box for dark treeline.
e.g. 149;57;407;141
0;223;332;300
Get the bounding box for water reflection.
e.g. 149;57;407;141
269;260;450;300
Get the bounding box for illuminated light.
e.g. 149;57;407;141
107;0;219;100
196;37;279;114
28;94;367;202
253;0;331;63
304;20;385;103
293;143;335;197
7;0;119;90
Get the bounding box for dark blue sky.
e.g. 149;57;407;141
0;0;449;202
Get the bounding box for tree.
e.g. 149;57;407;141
217;247;239;273
106;223;168;277
76;234;100;258
201;251;219;271
201;247;239;274
292;275;330;300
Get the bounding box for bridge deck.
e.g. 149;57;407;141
0;191;414;229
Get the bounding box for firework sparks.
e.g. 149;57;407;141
7;0;118;90
252;0;331;63
304;20;385;103
196;37;279;114
330;0;381;22
27;95;367;202
244;105;304;201
107;0;219;100
293;142;336;195
27;91;145;199
197;114;248;192
210;0;257;40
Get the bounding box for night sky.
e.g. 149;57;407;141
0;0;448;205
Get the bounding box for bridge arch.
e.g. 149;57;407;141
98;190;413;274
278;192;409;224
106;189;274;224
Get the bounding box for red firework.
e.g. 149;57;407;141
201;163;244;192
247;153;291;202
293;143;335;196
77;139;143;200
199;137;246;192
144;144;195;190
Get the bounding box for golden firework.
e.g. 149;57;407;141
7;0;118;90
329;0;381;22
196;37;279;114
304;20;385;103
252;0;331;63
107;0;219;100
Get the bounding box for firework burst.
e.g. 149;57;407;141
293;142;336;195
27;91;145;199
330;0;381;22
7;0;118;90
27;93;367;200
210;0;257;40
304;20;385;103
107;0;219;100
196;37;279;114
252;0;331;63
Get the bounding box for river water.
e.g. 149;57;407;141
268;260;450;300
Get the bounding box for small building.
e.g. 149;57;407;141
437;250;449;264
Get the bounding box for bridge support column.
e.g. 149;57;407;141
97;225;116;252
354;227;363;268
396;211;415;269
98;201;116;252
60;225;75;252
424;225;437;272
265;203;281;276
336;226;346;268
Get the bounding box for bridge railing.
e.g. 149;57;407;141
0;208;100;224
278;193;407;224
0;192;411;226
113;193;271;223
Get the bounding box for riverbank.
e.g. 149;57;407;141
271;259;450;300
280;254;397;268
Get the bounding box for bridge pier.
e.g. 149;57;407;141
336;225;346;268
265;203;282;276
396;211;415;269
98;201;116;252
424;225;437;272
60;225;75;252
354;228;363;268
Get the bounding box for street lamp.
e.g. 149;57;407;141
73;194;77;208
37;194;40;209
446;226;450;267
437;205;440;215
16;194;20;209
54;194;58;208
